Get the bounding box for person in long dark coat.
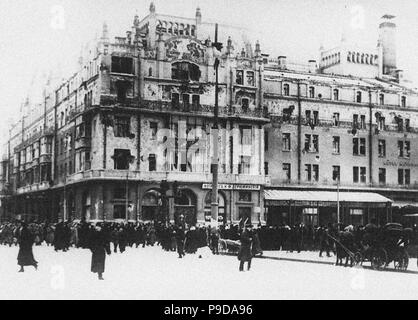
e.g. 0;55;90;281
89;224;111;280
175;224;186;258
238;226;253;271
17;222;38;272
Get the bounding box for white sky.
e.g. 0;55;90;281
0;0;417;147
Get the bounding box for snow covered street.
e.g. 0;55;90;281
1;245;418;300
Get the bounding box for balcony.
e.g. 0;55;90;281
16;181;50;195
65;169;268;186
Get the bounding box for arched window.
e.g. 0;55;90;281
179;24;184;35
168;22;173;34
148;67;153;77
370;55;374;65
142;190;161;221
356;53;360;63
185;24;190;36
356;91;362;103
379;93;384;105
174;23;179;35
171;61;201;81
352;52;356;62
361;54;365;64
283;83;290;96
347;52;351;62
309;86;315;98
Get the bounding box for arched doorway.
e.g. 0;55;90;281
204;191;226;224
141;189;162;222
174;189;197;226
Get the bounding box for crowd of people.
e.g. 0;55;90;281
1;217;417;278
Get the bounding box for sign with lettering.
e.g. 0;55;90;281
383;160;418;167
202;184;261;191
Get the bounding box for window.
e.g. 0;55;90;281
305;134;319;152
246;71;255;86
148;67;153;77
111;56;133;74
283;84;290;96
149;154;157;172
379;93;384;105
356;91;362;103
353;166;366;183
113;149;132;170
239;191;252;202
313;111;319;126
192;95;200;110
378;117;385;131
379;168;386;184
398;140;410;158
333;89;339;100
353;138;366;156
305;164;319;182
360;115;366;130
182;93;190;110
333;113;340;126
353;114;359;128
171;62;201;81
238;156;251;174
241;98;249;111
401;96;406;108
283;163;291;181
114;204;126;220
115;81;129;102
172;93;180;108
282;133;291;151
240;126;252;145
236;70;243;85
378;140;386;157
398;169;411;185
150;122;158;140
309;86;315;98
114;116;130;137
332;136;340;154
332;166;340;182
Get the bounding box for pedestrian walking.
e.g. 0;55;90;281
17;222;38;273
238;225;254;271
89;224;111;280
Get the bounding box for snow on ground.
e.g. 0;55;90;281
1;245;418;300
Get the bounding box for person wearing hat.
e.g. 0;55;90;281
17;221;38;273
89;223;111;280
238;224;254;271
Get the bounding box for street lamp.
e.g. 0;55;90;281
211;23;223;227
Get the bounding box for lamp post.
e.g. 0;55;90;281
211;23;223;226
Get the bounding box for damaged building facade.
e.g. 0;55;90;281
0;4;268;225
263;15;418;227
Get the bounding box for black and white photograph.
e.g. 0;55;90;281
0;0;418;304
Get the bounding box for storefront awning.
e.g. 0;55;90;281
265;190;393;207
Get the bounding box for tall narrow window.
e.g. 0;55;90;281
149;154;156;172
282;133;291;151
283;84;290;96
398;169;410;185
379;93;384;105
332;166;340;182
378;140;386;157
114;116;130;137
332;136;340;154
236;70;243;85
378;168;386;184
246;71;255;86
333;89;339;100
356;91;362;103
283;163;291;181
333;113;340;126
309;86;315;98
150;122;158;140
360;115;366;129
401;96;406;108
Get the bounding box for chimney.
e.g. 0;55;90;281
308;60;317;73
278;56;287;69
378;14;397;75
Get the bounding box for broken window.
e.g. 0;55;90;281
113;149;133;170
114;116;131;137
171;62;201;81
111;56;133;74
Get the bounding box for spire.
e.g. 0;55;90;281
150;2;156;14
101;21;109;41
